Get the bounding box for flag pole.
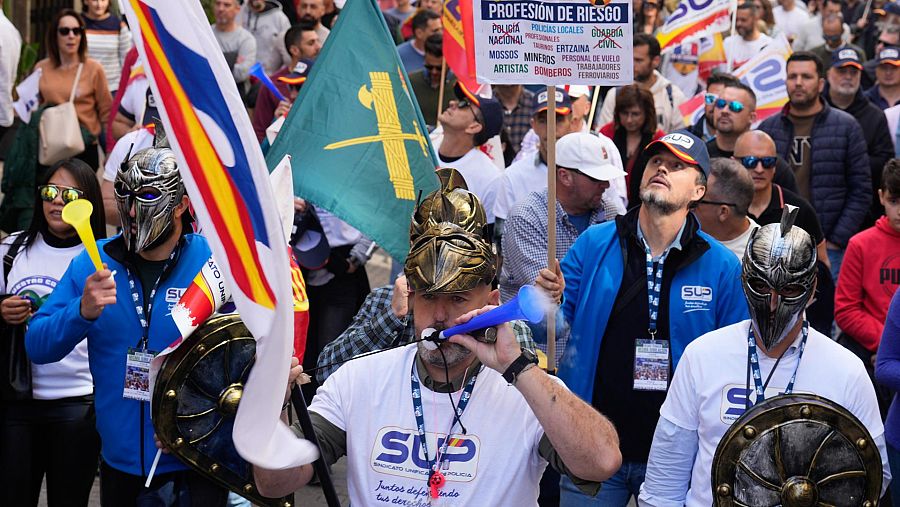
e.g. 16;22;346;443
291;386;342;507
587;85;601;132
436;58;448;126
546;85;557;374
726;0;738;71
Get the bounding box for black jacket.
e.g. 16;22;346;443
757;99;872;247
824;85;895;223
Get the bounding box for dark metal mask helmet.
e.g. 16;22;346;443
115;127;186;253
404;168;495;294
741;205;817;350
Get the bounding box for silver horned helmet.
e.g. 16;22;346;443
741;205;817;351
115;126;186;253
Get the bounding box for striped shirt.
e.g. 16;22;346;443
84;15;132;93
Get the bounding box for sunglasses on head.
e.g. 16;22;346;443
715;98;745;113
58;27;83;36
738;156;777;169
39;184;83;204
704;93;719;105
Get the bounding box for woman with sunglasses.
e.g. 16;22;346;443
82;0;132;96
0;158;106;505
34;8;112;170
599;84;665;203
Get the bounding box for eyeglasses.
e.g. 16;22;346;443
424;64;442;72
57;27;83;36
738;156;777;169
114;183;164;202
643;2;659;9
715;98;745;113
39;184;83;204
698;199;737;207
704;93;719;105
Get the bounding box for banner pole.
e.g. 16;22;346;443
436;58;448;126
727;0;738;71
546;85;557;374
587;85;601;132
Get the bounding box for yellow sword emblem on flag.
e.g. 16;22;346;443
324;71;429;200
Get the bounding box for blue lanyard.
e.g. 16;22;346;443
126;249;177;350
748;321;809;403
410;362;477;477
643;243;670;337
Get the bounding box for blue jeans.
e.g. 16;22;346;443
560;461;645;506
888;443;900;506
827;247;844;282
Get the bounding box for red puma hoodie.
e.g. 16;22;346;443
835;216;900;351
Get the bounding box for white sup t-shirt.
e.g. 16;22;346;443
310;344;550;506
660;320;884;506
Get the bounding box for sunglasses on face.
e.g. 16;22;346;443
114;183;164;202
39;184;83;204
58;27;83;36
715;98;745;113
424;64;442;72
704;93;719;105
643;2;659;9
738;156;777;169
456;99;484;125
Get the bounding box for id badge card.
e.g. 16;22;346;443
633;339;669;391
123;347;155;402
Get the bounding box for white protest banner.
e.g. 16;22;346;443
656;0;731;51
13;68;42;124
733;34;792;124
472;0;633;85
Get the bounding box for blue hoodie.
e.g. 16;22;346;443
27;234;211;477
559;209;748;402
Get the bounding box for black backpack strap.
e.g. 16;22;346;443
4;233;28;286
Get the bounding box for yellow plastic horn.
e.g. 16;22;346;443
61;200;103;272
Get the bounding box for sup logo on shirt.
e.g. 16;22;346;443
371;426;480;482
720;384;788;423
681;285;713;312
165;287;186;305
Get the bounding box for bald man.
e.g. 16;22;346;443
737;131;829;266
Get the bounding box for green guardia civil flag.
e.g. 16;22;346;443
266;0;440;263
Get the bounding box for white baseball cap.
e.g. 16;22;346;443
566;85;592;99
556;132;626;181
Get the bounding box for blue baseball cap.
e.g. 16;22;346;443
454;82;503;146
532;88;573;116
831;47;863;69
878;46;900;66
645;130;711;176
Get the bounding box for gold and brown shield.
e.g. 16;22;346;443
152;314;293;507
711;393;882;507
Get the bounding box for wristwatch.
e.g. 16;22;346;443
502;348;539;385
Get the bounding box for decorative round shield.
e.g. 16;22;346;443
712;394;882;507
153;314;293;507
